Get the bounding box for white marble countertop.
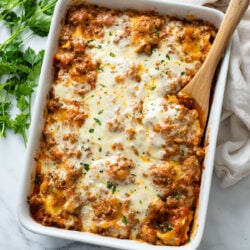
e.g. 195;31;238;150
0;133;250;250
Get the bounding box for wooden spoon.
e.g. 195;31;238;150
179;0;249;129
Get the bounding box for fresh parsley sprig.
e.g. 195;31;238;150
0;0;57;144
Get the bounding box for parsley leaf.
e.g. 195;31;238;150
94;117;102;126
166;223;173;232
23;47;42;66
29;14;52;37
0;0;57;144
122;216;127;224
17;96;29;112
107;180;117;194
11;112;30;144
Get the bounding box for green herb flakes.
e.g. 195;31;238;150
94;118;102;126
154;28;159;37
172;192;180;199
87;39;95;44
98;109;104;115
84;164;90;171
107;180;116;194
122;215;127;224
166;223;173;232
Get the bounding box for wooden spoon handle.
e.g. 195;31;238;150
203;0;249;76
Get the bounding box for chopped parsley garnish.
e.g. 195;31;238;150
122;215;128;224
154;28;159;37
181;71;185;76
84;164;90;171
150;86;156;91
96;45;102;49
98;109;104;115
172;192;180;199
100;84;106;88
107;180;116;194
80;163;90;171
87;39;95;44
166;223;173;232
107;180;113;189
109;52;115;57
155;67;160;70
98;147;102;152
89;128;95;133
94;117;102;125
98;67;104;72
166;54;171;60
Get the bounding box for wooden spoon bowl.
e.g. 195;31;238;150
179;0;249;129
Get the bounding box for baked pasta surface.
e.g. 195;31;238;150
29;2;217;246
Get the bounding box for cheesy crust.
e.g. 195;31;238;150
29;2;217;246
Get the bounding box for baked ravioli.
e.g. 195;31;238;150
29;2;217;246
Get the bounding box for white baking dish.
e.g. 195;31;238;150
18;0;231;249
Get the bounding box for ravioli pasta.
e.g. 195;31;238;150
29;2;217;246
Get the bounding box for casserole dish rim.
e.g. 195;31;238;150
17;0;231;249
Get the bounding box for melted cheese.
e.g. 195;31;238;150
29;2;216;246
